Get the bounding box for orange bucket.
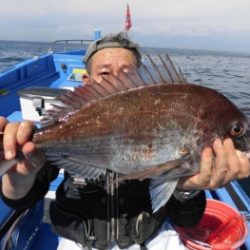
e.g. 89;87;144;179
175;199;248;250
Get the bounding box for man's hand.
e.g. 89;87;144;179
178;138;250;190
0;117;46;199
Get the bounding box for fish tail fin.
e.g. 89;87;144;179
0;132;3;159
0;158;18;177
0;133;18;177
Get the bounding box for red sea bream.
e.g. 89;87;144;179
1;55;250;212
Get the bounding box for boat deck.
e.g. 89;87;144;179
0;47;249;250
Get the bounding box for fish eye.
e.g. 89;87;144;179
229;122;245;137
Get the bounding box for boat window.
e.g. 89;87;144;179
68;68;87;82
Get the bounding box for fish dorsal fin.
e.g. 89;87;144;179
41;53;187;127
140;54;188;84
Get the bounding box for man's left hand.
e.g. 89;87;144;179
177;138;250;190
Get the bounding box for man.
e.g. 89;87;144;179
0;33;249;250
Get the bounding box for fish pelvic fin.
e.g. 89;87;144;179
116;156;192;212
150;178;178;213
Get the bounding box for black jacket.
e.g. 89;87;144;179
1;163;206;249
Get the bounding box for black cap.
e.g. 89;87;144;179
85;38;141;63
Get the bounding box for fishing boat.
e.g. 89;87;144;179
0;30;249;250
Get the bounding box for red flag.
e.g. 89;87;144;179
125;4;132;31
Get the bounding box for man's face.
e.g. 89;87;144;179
87;47;137;84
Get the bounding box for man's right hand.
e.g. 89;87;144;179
0;117;46;200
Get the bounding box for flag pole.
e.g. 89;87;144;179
125;4;132;32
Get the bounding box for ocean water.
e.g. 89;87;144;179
0;40;249;195
0;40;50;72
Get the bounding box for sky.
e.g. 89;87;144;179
1;0;250;53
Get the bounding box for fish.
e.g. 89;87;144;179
0;55;249;212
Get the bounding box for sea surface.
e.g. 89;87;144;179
0;40;249;196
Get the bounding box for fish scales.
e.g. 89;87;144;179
32;83;248;176
34;83;246;141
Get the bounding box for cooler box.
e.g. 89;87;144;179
18;87;70;122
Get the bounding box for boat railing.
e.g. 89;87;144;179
47;39;93;53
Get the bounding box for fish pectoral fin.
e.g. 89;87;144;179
117;158;185;182
150;178;178;213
